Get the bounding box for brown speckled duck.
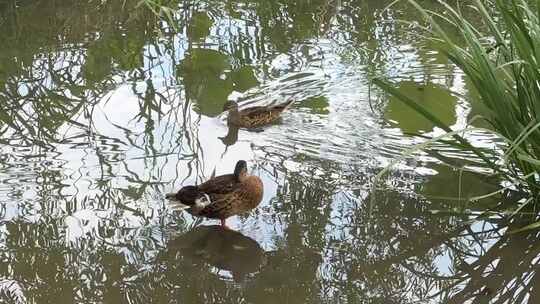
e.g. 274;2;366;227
165;160;263;228
224;100;294;128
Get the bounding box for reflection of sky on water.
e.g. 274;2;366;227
1;44;504;297
0;0;520;302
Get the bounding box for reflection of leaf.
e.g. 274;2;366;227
228;66;259;92
296;96;329;114
177;49;233;116
82;43;113;84
187;12;213;40
384;81;457;134
178;48;230;75
108;33;145;71
120;185;145;200
419;164;500;208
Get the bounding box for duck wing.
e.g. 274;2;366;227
187;175;263;219
237;101;294;127
241;105;286;117
197;174;239;195
170;174;237;205
198;188;252;219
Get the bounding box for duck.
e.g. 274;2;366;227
165;160;263;228
223;100;294;128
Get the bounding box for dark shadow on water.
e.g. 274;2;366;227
163;225;266;282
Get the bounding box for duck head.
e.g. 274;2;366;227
234;160;248;182
223;100;239;112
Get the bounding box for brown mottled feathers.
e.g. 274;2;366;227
197;176;263;219
197;174;237;194
228;101;293;128
168;161;264;221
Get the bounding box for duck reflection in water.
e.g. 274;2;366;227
219;124;240;147
165;225;266;282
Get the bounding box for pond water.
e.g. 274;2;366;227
0;0;537;303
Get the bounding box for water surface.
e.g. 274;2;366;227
0;1;535;303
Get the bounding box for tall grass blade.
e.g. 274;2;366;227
375;0;540;219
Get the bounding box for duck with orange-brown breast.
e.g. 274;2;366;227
165;160;263;229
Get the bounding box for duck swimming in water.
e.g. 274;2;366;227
223;100;294;129
165;160;263;228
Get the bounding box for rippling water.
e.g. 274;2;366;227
0;0;533;303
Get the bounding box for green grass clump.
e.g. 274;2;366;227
375;0;540;209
